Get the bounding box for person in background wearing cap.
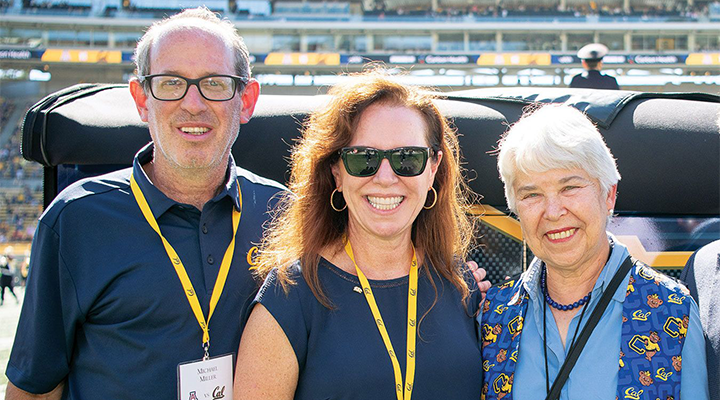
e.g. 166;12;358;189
569;43;620;90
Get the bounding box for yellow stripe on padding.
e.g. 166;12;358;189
468;204;691;269
615;235;692;269
471;204;523;242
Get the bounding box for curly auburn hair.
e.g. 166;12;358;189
255;70;477;307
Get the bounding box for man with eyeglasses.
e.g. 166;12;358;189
6;7;284;400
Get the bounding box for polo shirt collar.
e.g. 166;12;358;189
214;155;242;213
131;142;242;219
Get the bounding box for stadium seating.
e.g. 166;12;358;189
235;0;271;16
0;98;43;246
125;0;229;15
273;1;351;16
8;0;712;19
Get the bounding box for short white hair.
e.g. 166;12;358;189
497;104;621;212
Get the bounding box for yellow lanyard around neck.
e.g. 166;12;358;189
129;173;242;359
344;240;418;400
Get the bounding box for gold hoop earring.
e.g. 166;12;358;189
423;187;437;210
330;188;347;212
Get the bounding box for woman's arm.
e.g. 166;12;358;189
234;304;299;400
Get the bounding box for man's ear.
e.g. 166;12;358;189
239;79;260;124
129;78;149;123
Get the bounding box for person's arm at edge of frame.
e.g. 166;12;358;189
680;296;710;399
679;251;697;300
5;381;64;400
234;304;298;400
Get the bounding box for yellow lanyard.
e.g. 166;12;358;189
130;173;241;359
344;240;418;400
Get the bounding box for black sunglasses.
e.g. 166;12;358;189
338;146;434;177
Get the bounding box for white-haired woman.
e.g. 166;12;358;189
479;104;708;400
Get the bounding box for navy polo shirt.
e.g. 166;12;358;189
6;143;285;398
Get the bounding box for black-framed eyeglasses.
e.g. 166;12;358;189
138;74;249;101
338;146;434;177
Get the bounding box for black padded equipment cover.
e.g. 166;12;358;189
21;84;720;216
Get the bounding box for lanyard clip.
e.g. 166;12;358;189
202;340;210;361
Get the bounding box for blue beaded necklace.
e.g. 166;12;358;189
542;265;592;311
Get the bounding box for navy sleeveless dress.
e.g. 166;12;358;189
253;257;483;399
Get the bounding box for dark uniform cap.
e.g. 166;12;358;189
577;43;609;61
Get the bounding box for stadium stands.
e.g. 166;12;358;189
0;100;16;133
3;0;714;19
365;2;710;20
235;0;271;16
23;0;93;15
273;2;351;17
0;98;43;246
0;186;41;243
125;0;229;15
0;126;42;182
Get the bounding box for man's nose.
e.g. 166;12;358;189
180;84;208;114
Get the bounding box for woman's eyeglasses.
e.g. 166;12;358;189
338;146;433;177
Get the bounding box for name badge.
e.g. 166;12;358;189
177;353;234;400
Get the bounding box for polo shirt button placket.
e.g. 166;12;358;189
207;255;214;265
202;224;208;234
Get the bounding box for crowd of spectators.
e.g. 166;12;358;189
0;98;43;245
21;0;90;11
363;1;711;20
2;146;41;182
6;0;716;20
0;100;16;132
0;186;40;243
0;113;43;182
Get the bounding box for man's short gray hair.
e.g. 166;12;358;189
134;7;251;82
497;104;621;212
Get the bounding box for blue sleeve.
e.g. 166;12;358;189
680;297;710;399
6;220;83;394
252;267;310;370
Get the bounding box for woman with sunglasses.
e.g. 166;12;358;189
234;71;483;399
